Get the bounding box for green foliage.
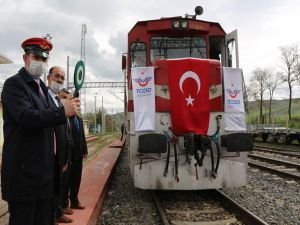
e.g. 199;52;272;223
247;98;300;128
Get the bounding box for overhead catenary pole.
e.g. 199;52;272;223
80;24;87;62
111;108;113;132
102;96;105;133
81;24;87;118
66;56;70;89
123;63;127;129
94;93;97;133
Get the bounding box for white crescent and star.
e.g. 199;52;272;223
179;71;201;106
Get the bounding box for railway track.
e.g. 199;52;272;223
249;146;300;181
152;189;269;225
254;144;300;153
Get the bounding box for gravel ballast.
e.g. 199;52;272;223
98;147;162;225
99;146;300;225
222;167;300;225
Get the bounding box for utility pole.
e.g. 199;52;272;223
43;34;52;83
122;54;127;131
66;56;70;89
80;24;87;62
101;96;105;134
111;108;113;132
81;24;87;118
94;93;97;133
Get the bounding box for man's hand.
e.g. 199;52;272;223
62;98;80;117
62;164;68;172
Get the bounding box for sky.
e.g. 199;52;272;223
0;0;300;113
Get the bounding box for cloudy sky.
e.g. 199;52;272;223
0;0;299;112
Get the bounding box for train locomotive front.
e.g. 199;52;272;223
123;7;253;190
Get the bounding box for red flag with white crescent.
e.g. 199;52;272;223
167;58;210;135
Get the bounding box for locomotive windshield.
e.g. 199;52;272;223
130;42;147;67
150;37;206;63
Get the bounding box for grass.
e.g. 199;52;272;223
84;132;120;165
247;98;300;128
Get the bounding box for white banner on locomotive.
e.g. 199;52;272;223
223;67;246;131
131;67;155;131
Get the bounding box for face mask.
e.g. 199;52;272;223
27;60;48;79
50;81;63;94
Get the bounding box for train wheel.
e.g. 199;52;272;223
262;134;268;142
286;136;292;145
277;134;286;144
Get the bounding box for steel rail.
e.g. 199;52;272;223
254;144;300;153
253;147;300;158
248;154;300;170
212;189;269;225
249;161;300;180
152;189;269;225
151;191;170;225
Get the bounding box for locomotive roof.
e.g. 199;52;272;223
129;16;226;34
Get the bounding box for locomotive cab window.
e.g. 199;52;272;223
209;36;223;61
150;37;206;64
130;42;146;67
227;39;236;67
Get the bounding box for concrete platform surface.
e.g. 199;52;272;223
0;137;124;225
58;139;124;225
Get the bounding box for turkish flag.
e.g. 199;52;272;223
166;58;210;135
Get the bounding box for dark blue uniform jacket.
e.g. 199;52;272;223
1;67;66;202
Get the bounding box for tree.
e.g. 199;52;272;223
296;61;300;85
243;81;250;114
279;45;299;120
265;70;283;123
249;68;269;124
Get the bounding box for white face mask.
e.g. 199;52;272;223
27;60;48;79
49;81;63;94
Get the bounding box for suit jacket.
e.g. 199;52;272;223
1;68;66;202
70;116;87;161
48;96;72;170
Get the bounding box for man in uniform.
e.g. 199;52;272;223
1;37;80;225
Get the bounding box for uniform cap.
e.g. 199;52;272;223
21;37;53;58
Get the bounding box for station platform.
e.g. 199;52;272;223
0;136;125;225
59;138;124;225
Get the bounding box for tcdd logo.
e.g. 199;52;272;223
134;76;152;94
134;77;152;87
136;87;152;94
227;99;240;104
225;83;241;105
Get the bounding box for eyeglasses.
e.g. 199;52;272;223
52;73;65;81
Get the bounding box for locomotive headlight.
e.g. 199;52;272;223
172;20;180;28
181;20;188;28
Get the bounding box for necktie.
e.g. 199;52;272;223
55;96;63;107
35;80;45;99
53;129;56;155
52;97;61;156
74;117;80;132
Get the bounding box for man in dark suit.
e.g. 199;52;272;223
67;115;88;210
47;66;73;223
1;37;80;225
